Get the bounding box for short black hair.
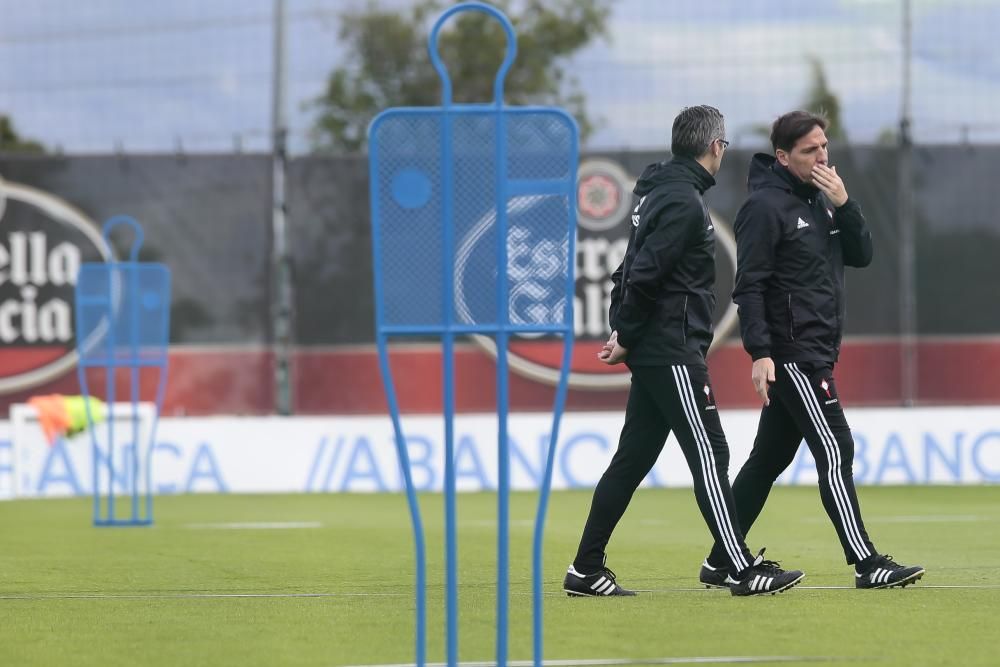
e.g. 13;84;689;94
770;111;828;153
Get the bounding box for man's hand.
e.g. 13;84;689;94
811;164;848;207
598;330;628;365
751;357;776;405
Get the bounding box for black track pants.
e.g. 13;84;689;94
708;360;876;567
573;364;754;575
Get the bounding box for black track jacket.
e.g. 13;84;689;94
732;153;873;364
609;156;719;365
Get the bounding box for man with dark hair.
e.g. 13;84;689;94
563;105;804;597
698;110;925;590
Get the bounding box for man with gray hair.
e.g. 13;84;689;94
563;105;805;597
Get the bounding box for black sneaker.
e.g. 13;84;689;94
728;549;805;596
563;562;636;597
699;560;730;589
855;554;925;589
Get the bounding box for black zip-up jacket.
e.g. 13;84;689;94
732;153;873;364
608;156;719;365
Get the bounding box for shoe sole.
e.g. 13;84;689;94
859;569;925;590
564;588;637;597
564;588;595;597
733;573;805;597
701;581;729;590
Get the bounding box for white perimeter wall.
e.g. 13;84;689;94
1;407;998;498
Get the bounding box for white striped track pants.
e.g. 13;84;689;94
574;363;754;575
708;360;876;567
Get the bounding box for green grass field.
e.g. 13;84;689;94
2;485;998;666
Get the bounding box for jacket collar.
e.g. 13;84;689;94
671;155;716;194
747;152;820;200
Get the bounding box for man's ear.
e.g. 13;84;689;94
775;149;790;166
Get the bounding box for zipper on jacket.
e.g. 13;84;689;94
682;295;688;344
787;293;795;341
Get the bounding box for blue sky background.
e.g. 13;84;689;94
0;0;997;153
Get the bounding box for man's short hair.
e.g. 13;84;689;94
671;105;725;159
770;111;828;153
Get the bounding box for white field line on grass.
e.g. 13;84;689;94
461;519;537;528
794;585;1000;590
802;515;994;523
636;585;1000;592
183;522;323;529
4;584;998;602
0;592;407;600
867;515;995;523
482;515;994;527
341;657;846;667
178;516;995;530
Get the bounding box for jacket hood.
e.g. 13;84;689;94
747;152;819;198
634;156;715;196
